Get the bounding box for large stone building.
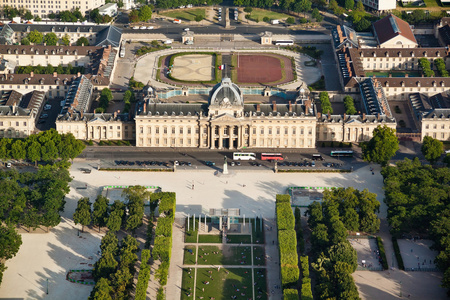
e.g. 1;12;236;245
0;0;104;19
373;14;417;48
357;0;396;11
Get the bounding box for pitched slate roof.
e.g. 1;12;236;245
95;26;122;47
373;14;417;45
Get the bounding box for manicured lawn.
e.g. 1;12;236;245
253;246;266;266
183;246;197;265
424;0;441;7
196;246;251;265
251;218;265;244
196;268;253;300
160;8;206;21
180;268;195;300
198;234;222;243
249;8;290;21
185;217;198;243
254;268;268;300
227;234;252;244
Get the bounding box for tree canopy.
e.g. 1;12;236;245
27;30;43;44
362;125;399;166
73;197;92;232
421;136;443;164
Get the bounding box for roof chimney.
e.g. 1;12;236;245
377;113;381;121
30;71;34;77
343;113;347;119
143;102;147;113
256;104;260;112
288;101;292;113
362;113;366;121
53;72;57;77
77;72;81;77
327;113;331;120
272;101;276;112
80;111;83;119
12;105;16;114
317;112;321;119
114;111;117;118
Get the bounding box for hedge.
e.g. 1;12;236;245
300;256;312;300
276;194;291;203
155;260;170;286
392;237;405;270
376;236;389;270
135;249;151;300
301;280;313;300
283;289;299;300
281;266;300;288
153;236;172;262
277;203;295;231
155;217;173;237
158;192;176;217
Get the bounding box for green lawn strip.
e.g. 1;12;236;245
183;246;197;265
254;268;268;300
227;235;252;244
185;217;199;243
251;218;265;244
253;246;266;266
180;268;195;300
249;8;290;20
224;245;252;265
198;234;222;243
197;245;251;265
196;268;253;300
160;8;206;21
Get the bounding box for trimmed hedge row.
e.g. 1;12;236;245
392;237;405;270
152;192;176;289
283;289;299;300
276;202;295;231
135;249;151;300
276;194;300;290
376;237;389;270
300;256;313;300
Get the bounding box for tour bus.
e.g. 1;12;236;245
330;150;354;157
233;152;256;160
274;40;294;46
260;153;284;161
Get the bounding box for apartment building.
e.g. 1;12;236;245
0;0;105;19
357;0;396;11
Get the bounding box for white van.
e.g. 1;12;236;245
164;40;173;45
173;19;181;24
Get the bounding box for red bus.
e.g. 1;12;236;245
261;153;284;161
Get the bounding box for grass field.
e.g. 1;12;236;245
198;234;222;243
253;246;265;266
195;246;252;265
249;8;290;20
227;235;252;244
183;246;197;265
160;8;206;21
180;268;195;300
185;217;198;243
196;268;253;300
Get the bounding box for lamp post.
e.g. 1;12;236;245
46;278;48;294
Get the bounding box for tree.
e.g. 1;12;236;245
138;5;152;22
89;277;113;300
0;224;22;260
26;141;41;166
343;95;357;115
61;34;71;46
21;38;30;45
194;14;203;23
286;17;295;24
76;37;89;46
10;140;26;160
244;7;253;13
110;267;133;299
93;252;118;281
319;91;333;114
100;231;119;255
355;18;371;31
129;10;140;23
312;8;322;22
27;30;43;44
329;0;339;13
93;195;109;231
123;186;149;232
421;136;443;164
294;0;311;17
356;0;365;11
24;10;33;20
327;241;357;273
344;0;354;10
362;125;399;166
22;208;41;232
107;201;125;232
73;197;92;233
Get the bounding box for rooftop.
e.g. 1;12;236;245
373;14;417;45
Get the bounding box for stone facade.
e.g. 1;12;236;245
0;105;36;138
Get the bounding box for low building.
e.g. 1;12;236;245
0;105;36;138
98;3;118;17
373;14;417;48
357;0;396;11
182;31;194;44
260;31;273;45
56;111;135;140
19;90;45;122
122;0;135;10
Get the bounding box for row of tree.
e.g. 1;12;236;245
16;64;85;76
22;30;89;46
89;233;140;300
343;95;357;115
155;0;222;9
382;157;450;291
0;129;85;164
319;92;332;115
74;186;152;234
419;58;435;77
129;5;153;24
96;88;114;113
434;58;449;77
0;224;22;285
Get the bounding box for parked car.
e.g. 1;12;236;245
44;104;51;110
40;114;48;119
6;163;11;168
140;26;147;29
204;161;215;166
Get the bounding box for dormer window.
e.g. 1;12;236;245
45;49;48;54
7;49;11;54
14;49;18;54
437;51;441;57
401;81;405;87
411;52;415;57
385;52;389;57
40;78;44;84
433;81;437;87
398;52;402;57
441;81;445;87
373;52;376;57
424;51;427;57
22;49;26;54
416;81;421;87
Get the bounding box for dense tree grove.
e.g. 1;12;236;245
382;158;450;290
306;187;379;300
16;64;85;76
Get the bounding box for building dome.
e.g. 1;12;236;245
209;78;243;107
